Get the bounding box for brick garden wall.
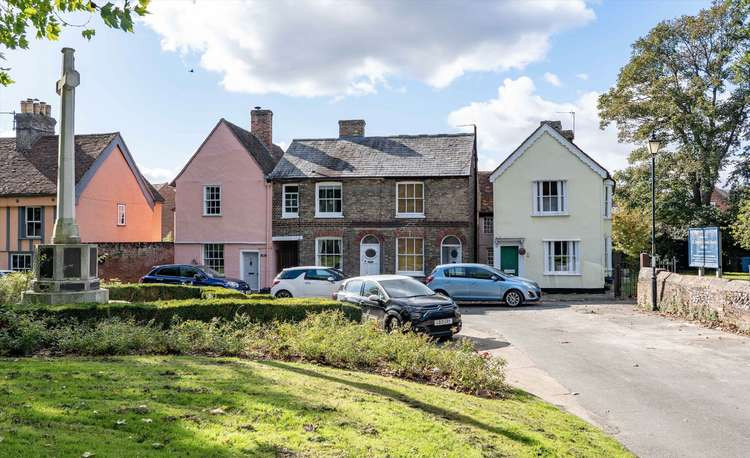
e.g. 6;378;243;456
272;177;476;277
638;268;750;332
97;242;174;282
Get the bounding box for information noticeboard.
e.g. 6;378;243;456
688;227;721;269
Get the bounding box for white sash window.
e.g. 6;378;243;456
544;240;580;275
533;180;567;215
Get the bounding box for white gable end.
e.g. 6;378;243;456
489;124;609;183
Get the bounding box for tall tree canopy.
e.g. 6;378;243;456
599;0;750;207
0;0;149;85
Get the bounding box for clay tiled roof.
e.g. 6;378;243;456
0;133;118;196
268;133;475;180
478;171;493;214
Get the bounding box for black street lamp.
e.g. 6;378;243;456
648;133;661;311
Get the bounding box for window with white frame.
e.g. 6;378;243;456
316;182;342;217
533;180;567;215
203;185;221;216
316;238;342;269
483;216;493;234
487;247;494;266
10;253;32;272
24;207;42;238
203;243;225;274
604;236;613;275
117;204;126;226
396;182;424;217
396;237;424;275
543;240;580;275
282;184;299;218
603;182;613;218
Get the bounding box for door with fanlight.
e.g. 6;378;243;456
360;235;381;275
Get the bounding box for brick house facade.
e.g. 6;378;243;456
268;120;477;278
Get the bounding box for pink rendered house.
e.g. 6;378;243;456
0;99;163;272
171;108;282;290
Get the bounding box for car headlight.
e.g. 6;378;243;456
227;281;239;288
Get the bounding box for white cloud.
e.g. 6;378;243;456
576;73;589;81
447;76;634;174
140;166;179;184
543;72;562;86
144;0;594;97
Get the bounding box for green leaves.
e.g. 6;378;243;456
0;0;150;85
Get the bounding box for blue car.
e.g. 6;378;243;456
140;264;250;292
426;263;541;306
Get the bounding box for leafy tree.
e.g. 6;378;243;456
612;206;651;259
731;198;750;249
599;0;750;208
0;0;149;85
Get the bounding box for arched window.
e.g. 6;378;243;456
441;236;462;264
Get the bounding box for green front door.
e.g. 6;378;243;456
500;246;519;275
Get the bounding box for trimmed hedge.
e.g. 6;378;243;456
105;284;256;302
19;297;361;326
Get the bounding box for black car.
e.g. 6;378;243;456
336;274;461;338
140;264;250;292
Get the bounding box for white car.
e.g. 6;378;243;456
271;266;346;298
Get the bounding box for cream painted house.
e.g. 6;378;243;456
489;121;613;291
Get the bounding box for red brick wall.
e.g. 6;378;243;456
98;242;174;282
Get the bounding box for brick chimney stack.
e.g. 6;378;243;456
16;98;56;151
339;119;365;137
540;120;574;141
250;106;273;151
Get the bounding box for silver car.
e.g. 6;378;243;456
425;263;541;306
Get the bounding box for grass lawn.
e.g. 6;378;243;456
0;356;630;457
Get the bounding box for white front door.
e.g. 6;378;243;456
360;243;380;275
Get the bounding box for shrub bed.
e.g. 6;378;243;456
0;272;32;305
105;283;203;302
0;309;505;396
19;297;360;325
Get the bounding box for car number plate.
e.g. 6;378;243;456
434;318;453;326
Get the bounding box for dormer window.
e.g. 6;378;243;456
533;180;567;215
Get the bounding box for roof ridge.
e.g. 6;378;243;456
291;132;475;142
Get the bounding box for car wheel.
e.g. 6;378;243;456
504;289;523;307
384;315;402;333
275;290;292;298
434;289;450;298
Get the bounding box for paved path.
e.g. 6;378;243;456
459;301;750;458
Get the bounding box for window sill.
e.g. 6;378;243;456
543;272;582;276
281;214;299;219
315;214;343;219
532;212;569;217
116;224;126;227
202;214;222;217
22;236;42;240
395;213;425;219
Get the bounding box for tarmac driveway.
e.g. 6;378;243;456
459;300;750;458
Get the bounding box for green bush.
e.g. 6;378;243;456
20;297;361;325
0;272;32;305
105;283;259;302
0;309;506;396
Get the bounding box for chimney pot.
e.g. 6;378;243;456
250;107;273;151
339;119;365;137
15;97;56;150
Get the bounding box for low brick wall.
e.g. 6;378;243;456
637;268;750;332
97;242;174;283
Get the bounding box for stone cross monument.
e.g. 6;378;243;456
22;48;109;305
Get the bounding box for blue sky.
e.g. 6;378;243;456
0;0;709;183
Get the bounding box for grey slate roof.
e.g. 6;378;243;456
268;133;475;180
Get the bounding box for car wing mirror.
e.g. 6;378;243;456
491;275;501;281
327;276;336;282
367;294;381;303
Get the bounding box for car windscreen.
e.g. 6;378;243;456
487;266;510;279
379;278;436;298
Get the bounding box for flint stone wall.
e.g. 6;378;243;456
638;268;750;332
